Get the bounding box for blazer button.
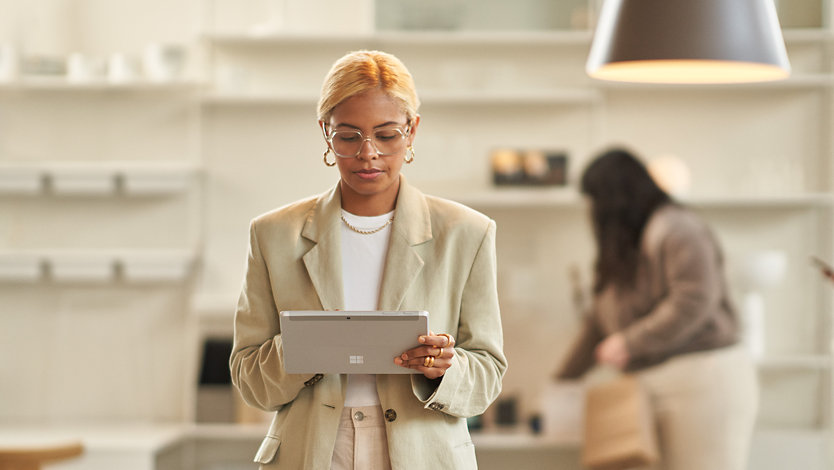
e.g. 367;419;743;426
384;409;397;422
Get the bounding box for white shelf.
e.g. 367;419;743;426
51;166;117;195
0;77;203;92
201;92;315;106
0;250;198;283
444;189;834;209
0;166;42;194
420;89;601;105
120;250;198;283
202;30;594;47
203;28;830;48
0;162;198;197
0;252;42;282
201;89;600;107
50;252;115;282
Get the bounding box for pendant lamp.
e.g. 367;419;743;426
586;0;791;84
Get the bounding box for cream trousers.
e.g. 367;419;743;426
330;405;392;470
637;344;759;470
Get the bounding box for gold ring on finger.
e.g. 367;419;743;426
439;333;453;347
436;347;443;357
423;356;431;367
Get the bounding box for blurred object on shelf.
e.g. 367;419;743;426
528;413;542;434
492;148;568;186
810;256;834;284
107;53;138;84
388;0;467;30
21;54;66;77
491;148;525;185
143;43;187;82
197;338;235;423
494;395;519;427
0;44;19;82
66;53;106;83
647;154;691;197
540;380;584;444
739;250;787;358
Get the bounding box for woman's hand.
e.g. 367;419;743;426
595;332;630;369
394;331;455;379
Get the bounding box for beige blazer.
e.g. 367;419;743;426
230;177;507;469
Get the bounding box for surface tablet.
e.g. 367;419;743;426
278;310;429;374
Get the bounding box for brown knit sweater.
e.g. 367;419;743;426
558;204;739;377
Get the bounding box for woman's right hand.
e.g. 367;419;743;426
393;331;455;379
595;333;630;369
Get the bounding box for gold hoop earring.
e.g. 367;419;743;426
323;148;336;167
405;146;415;164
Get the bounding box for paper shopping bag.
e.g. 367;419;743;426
582;375;659;470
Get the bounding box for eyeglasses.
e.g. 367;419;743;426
323;124;410;158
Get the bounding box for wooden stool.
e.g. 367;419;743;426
0;441;83;470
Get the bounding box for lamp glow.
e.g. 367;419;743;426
587;0;791;84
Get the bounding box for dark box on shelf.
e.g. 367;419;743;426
491;148;568;186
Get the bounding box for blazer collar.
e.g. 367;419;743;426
300;176;433;311
301;183;344;310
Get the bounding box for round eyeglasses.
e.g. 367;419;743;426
323;125;410;158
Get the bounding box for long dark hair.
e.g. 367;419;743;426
581;148;672;293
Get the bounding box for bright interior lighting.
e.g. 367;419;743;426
588;60;790;84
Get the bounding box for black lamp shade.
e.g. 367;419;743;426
587;0;791;83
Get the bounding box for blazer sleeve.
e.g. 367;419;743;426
412;220;508;418
229;219;318;411
621;222;724;360
556;315;605;379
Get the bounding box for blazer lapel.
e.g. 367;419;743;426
378;177;433;310
302;183;345;311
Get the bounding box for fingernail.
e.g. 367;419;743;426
419;336;426;343
401;353;408;360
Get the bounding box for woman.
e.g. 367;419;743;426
557;148;758;470
230;50;507;470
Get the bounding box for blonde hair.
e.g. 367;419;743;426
317;50;420;123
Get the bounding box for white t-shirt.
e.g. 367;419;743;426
340;209;394;407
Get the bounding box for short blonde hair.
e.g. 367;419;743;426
317;50;420;123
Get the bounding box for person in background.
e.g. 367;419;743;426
556;148;758;470
229;50;506;470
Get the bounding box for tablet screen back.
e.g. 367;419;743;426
278;310;429;374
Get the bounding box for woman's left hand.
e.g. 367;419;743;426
595;332;630;370
394;331;455;379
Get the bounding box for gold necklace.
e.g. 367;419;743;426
340;214;394;235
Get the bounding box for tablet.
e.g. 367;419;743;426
278;310;429;374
